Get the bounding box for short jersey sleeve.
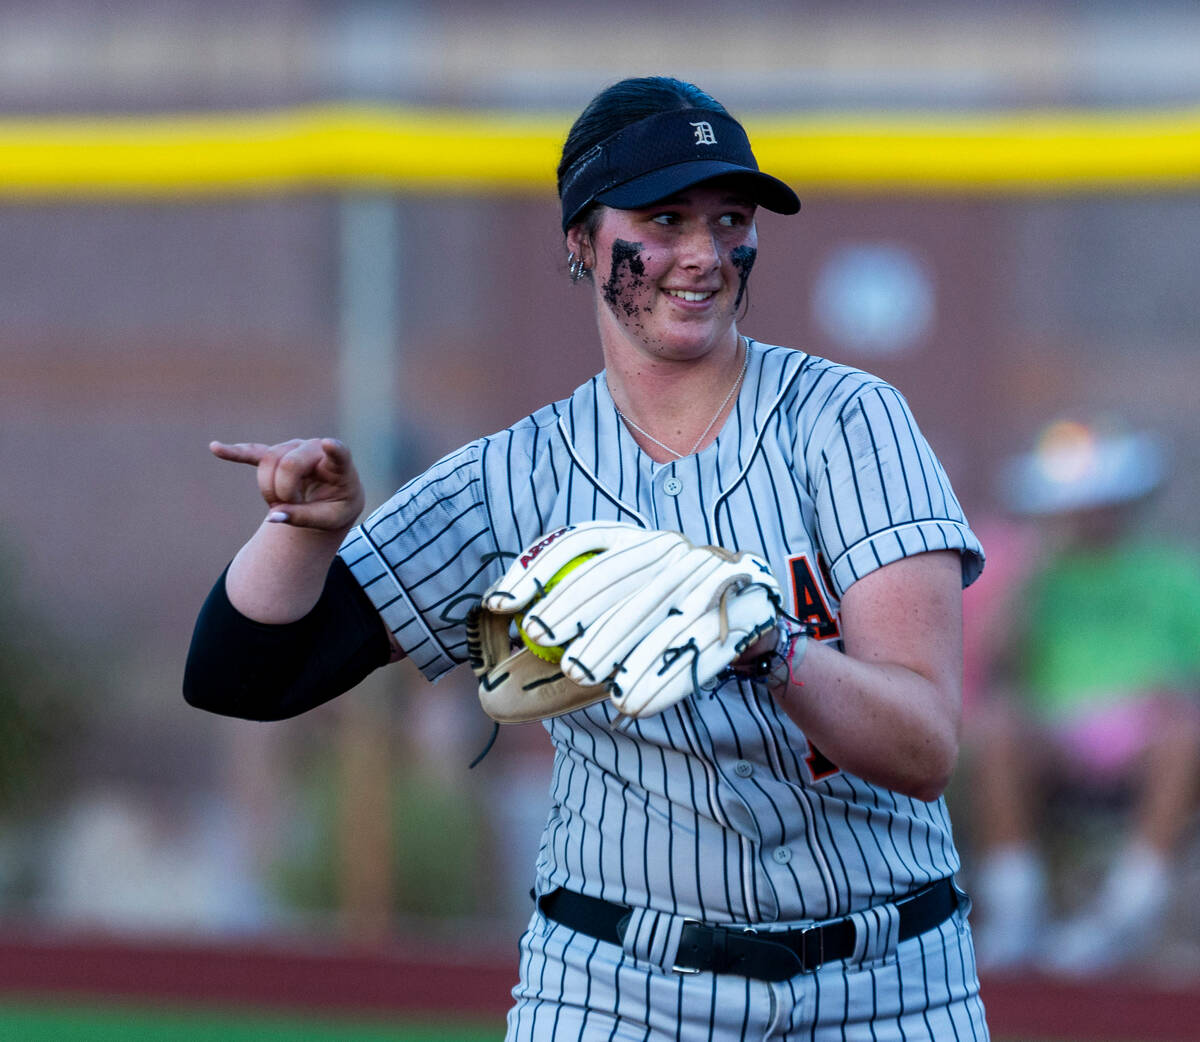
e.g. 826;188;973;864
813;383;984;598
337;440;498;681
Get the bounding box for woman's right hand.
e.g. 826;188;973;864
211;437;366;535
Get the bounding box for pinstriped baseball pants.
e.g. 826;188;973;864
505;901;990;1041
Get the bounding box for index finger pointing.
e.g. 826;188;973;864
210;441;270;465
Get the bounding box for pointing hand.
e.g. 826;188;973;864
210;437;365;534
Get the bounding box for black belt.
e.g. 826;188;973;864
536;878;957;982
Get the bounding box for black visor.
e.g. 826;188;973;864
560;108;800;233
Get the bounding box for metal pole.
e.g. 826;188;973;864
334;194;401;943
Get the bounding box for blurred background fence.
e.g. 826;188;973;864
2;0;1200;1034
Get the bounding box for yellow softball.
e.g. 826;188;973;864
516;551;600;663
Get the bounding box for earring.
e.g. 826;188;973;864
568;251;588;282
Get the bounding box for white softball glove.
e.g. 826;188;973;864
469;521;783;726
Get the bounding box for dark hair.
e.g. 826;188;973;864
557;77;730;232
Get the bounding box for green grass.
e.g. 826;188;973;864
0;998;1147;1042
0;999;499;1041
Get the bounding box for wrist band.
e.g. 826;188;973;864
738;616;809;692
764;617;809;694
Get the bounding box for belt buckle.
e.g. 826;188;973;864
672;919;704;975
797;922;825;970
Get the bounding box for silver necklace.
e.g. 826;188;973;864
611;344;749;460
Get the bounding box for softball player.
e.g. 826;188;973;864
186;76;989;1040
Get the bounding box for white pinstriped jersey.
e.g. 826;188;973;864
339;338;984;927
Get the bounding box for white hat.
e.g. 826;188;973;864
999;419;1167;516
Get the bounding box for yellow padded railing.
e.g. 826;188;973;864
2;103;1198;198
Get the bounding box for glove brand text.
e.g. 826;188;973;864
519;526;572;568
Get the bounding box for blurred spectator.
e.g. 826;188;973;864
964;419;1200;975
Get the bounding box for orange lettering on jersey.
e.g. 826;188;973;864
786;554;840;640
816;551;836;601
805;741;840;783
785;554;842;782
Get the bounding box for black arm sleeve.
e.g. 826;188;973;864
183;556;392;721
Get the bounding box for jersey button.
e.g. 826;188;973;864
771;846;792;865
733;760;753;778
663;477;683;496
